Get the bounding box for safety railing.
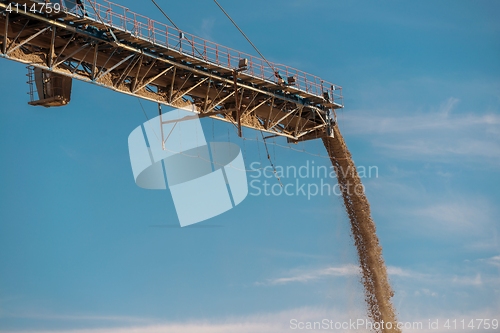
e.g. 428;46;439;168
59;0;343;105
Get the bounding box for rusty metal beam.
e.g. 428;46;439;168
268;107;298;131
94;48;116;80
170;77;208;105
244;97;271;118
53;42;90;68
72;43;93;74
7;26;49;55
133;64;173;93
206;90;236;113
6;18;29;52
130;55;143;93
114;54;141;88
53;32;75;65
170;72;192;103
95;53;134;82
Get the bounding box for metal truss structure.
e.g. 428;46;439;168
0;0;343;141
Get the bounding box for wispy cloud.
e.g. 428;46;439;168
255;264;360;286
0;307;365;333
4;306;500;333
387;266;426;278
195;18;217;41
368;175;497;242
341;98;500;135
452;273;483;287
374;137;500;161
0;322;277;333
412;200;492;235
1;313;152;324
255;264;427;287
339;97;500;164
255;248;327;260
413;288;438;297
481;255;500;268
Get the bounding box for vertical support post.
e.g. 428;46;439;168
203;77;212;113
152;21;156;44
266;96;274;129
2;12;9;55
233;70;242;137
169;66;176;103
91;42;99;80
159;103;165;150
294;106;304;137
107;8;112;26
123;7;128;31
48;26;56;68
179;31;182;52
131;55;142;92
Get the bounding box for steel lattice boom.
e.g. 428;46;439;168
0;0;343;141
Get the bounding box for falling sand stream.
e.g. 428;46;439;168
323;125;401;333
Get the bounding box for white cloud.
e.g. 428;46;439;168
413;288;438;297
255;264;426;287
255;248;328;260
452;273;483;287
413;202;489;233
482;255;500;268
0;322;278;333
372;190;497;241
4;306;500;333
387;266;423;278
374;137;500;161
2;313;151;324
340;98;500;135
197;18;217;40
338;97;500;164
255;264;360;286
0;307;368;333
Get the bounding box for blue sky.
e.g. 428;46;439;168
0;0;499;332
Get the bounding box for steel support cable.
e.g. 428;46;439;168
212;0;285;184
151;0;206;60
213;0;276;73
151;0;180;30
260;131;283;186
